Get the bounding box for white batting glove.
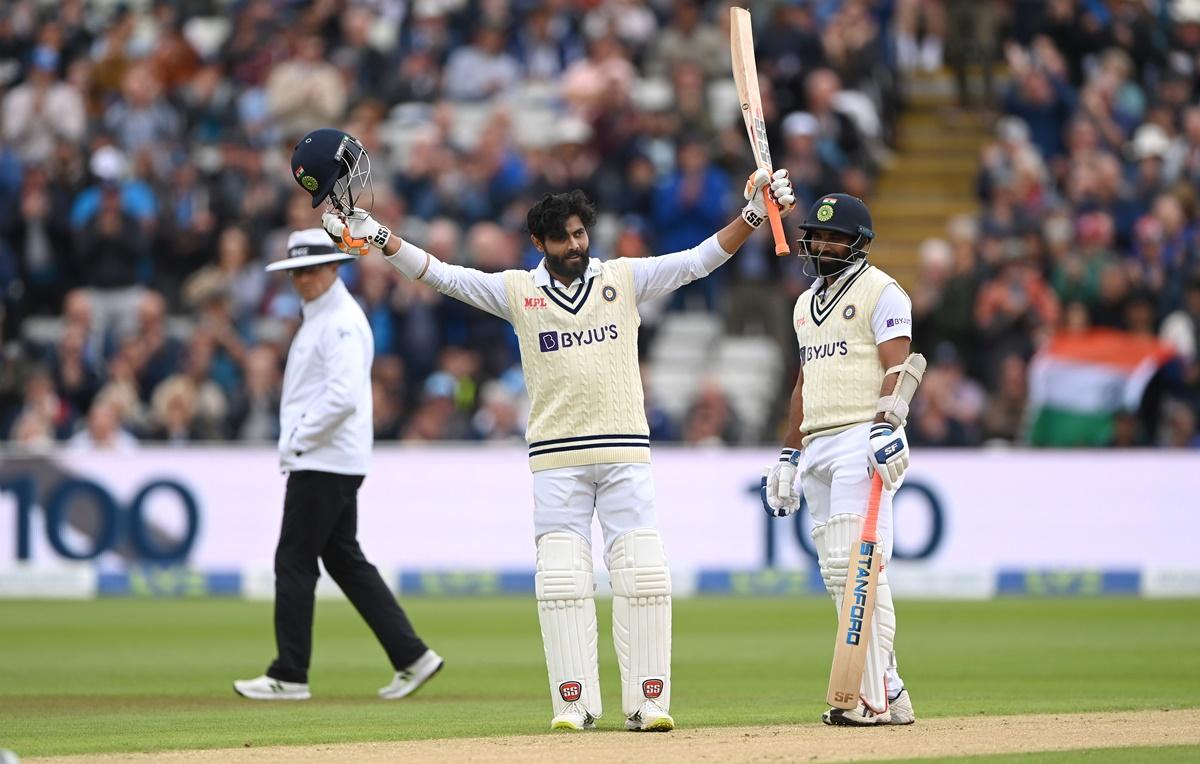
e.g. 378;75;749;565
741;168;797;228
321;207;392;257
867;424;909;491
760;447;802;517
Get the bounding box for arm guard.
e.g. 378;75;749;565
876;352;927;429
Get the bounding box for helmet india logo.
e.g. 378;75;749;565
817;204;834;222
301;175;319;192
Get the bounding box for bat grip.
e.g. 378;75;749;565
766;193;789;256
862;472;883;544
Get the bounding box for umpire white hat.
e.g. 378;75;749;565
265;228;356;272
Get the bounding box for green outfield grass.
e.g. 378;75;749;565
1;597;1198;757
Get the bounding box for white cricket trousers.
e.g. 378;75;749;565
801;422;901;546
532;462;657;552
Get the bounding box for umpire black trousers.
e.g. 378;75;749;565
267;470;427;684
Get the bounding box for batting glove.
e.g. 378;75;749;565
321;207;392;257
867;424;909;491
741;168;797;228
760;447;802;517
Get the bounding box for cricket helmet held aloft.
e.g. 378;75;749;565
290;128;372;212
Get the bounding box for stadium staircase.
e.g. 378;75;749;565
868;69;991;288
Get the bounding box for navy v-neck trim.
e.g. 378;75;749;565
810;265;870;326
542;276;595;315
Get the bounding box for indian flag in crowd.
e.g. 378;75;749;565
1028;330;1177;446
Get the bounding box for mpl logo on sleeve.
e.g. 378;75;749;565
641;678;664;699
559;681;582;702
524;297;547;310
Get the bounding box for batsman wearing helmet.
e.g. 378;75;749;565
292;127;796;732
761;193;923;726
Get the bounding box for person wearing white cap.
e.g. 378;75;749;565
234;228;442;702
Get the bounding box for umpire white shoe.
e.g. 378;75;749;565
550;703;596;731
887;688;916;725
625;700;674;732
379;649;444;699
233;675;310;701
822;701;891;726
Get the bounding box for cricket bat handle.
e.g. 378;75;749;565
863;471;883;544
766;191;789;256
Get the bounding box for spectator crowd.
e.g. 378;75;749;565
0;0;1196;450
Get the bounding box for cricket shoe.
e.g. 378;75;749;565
233;675;310;700
625;700;674;732
550;703;596;731
822;701;891;726
887;688;916;725
379;649;444;699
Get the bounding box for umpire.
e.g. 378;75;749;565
234;228;442;701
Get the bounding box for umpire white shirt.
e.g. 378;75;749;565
278;278;373;475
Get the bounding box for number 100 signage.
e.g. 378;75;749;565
2;474;200;562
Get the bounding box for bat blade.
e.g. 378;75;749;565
730;7;789;256
826;472;884;709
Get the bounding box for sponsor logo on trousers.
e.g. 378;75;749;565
642;678;664;699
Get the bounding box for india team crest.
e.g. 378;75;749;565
301;175;319;192
602;285;618;302
817;204;834;222
842;304;856;320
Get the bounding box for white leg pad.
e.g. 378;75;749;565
815;513;896;713
536;531;602;718
863;572;896;713
608;528;672;716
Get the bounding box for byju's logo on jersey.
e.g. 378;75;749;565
538;331;560;352
799;340;849;364
537;324;619;352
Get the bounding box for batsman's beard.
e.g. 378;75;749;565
546;246;590;283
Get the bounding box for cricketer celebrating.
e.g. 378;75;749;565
761;193;923;726
293;127;795;732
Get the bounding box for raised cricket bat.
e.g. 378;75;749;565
826;472;884;709
730;6;790;256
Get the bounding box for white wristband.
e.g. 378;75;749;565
385;240;435;280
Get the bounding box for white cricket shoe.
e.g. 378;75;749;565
625;700;674;732
550;703;596;731
379;649;444;700
887;688;916;725
233;675;310;701
822;701;891;726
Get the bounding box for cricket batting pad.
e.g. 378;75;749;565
608;528;672;716
536;531;602;718
815;514;896;712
